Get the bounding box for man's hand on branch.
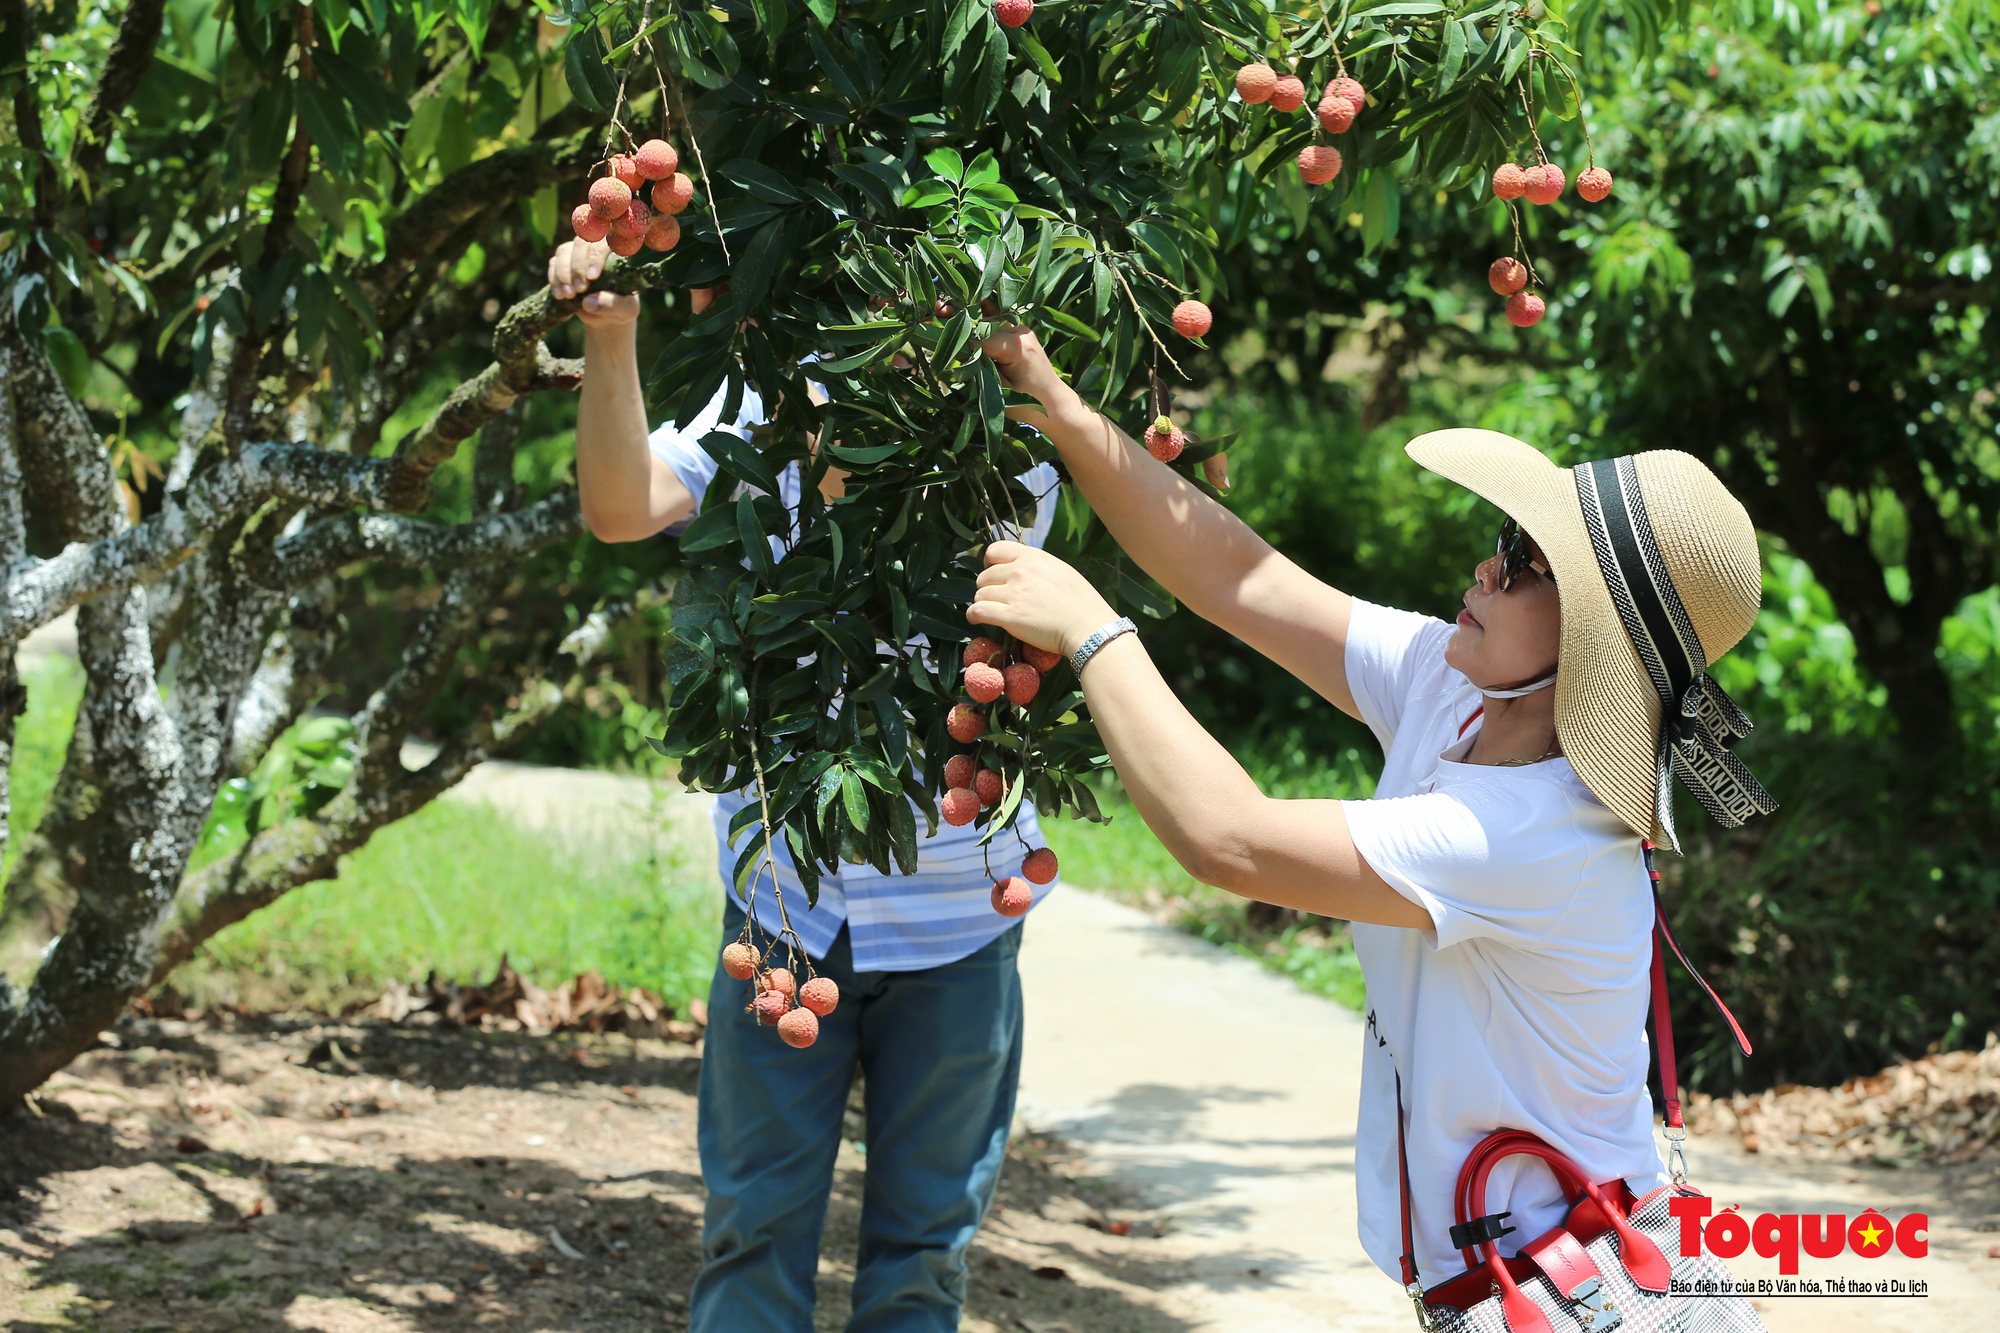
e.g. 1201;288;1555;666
548;239;639;327
968;541;1118;660
981;324;1072;429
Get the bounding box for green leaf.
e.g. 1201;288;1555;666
925;147;966;182
719;159;803;204
840;770;872;833
1361;169;1401;256
564;25;617;114
730;219;788;315
978;766;1028;845
941;0;983;61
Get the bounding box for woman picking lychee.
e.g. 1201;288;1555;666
971;323;1776;1315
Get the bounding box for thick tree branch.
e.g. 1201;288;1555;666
271;490;584;588
225;579;340;778
73;0;166;186
7;333;122;545
146;580;661;987
380;254;669;510
0;444;399;647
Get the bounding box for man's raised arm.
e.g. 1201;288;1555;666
549;238;696;542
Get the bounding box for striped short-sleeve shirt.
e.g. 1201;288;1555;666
649;379;1063;972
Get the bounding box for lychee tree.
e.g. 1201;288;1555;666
0;0;1623;1101
577;0;1617;943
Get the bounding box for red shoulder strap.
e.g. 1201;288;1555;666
1643;842;1752;1134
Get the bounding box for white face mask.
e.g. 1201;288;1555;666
1480;670;1557;700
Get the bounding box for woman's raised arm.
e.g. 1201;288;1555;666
968;543;1426;927
982;326;1362;720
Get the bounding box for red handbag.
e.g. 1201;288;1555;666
1391;847;1767;1333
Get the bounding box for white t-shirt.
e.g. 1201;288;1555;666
1339;599;1667;1288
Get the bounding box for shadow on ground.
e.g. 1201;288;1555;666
2;1016;1207;1333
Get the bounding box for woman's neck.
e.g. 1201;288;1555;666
1465;691;1562;767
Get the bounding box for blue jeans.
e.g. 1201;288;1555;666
691;899;1025;1333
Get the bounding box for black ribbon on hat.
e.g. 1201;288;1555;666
1573;457;1777;852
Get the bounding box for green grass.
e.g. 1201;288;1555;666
1043;751;1376;1013
174;800;722;1014
7;653;721;1015
5;654;84;882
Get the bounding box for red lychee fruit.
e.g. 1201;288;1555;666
1145;415;1185;462
653;173;695;216
589;176;633;220
947;705;986;743
644;213;681;252
1235;63;1278;104
611;154;644;193
991;876;1034;917
1488;257;1528;296
1490;163;1528;201
1522;163;1566;206
995;0;1033;27
799;977;839;1016
1317;95;1357;134
1326;76;1366;113
1171;300;1213;338
964;636;1005;668
762;968;797;1000
571;203;609;243
1023;644;1063;673
1576;166;1613;203
1004;663;1041;706
1506;291;1546;328
1022;847;1058;885
777;1007;819;1047
944;754;978;791
965;660;1005;704
974;766;1004;807
608;231;644;257
635;139;678;180
722;942;757;980
612;199;652;240
1298;144;1343;186
754;989;791;1024
1268;75;1307;113
943;786;981;826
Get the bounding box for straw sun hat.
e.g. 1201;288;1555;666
1406;429;1778;851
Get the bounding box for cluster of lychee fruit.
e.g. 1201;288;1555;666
945;634;1064;916
1235;63;1368;188
1485;159;1615;328
722;945;841;1049
573;137;695;258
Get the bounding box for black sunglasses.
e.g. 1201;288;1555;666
1497;518;1556;592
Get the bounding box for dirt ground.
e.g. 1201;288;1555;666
0;1014;1199;1333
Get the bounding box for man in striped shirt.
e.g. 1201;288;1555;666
549;239;1058;1332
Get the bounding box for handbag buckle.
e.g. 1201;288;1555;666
1448;1211;1516;1251
1566;1275;1623;1330
1405;1280;1435;1331
1663;1124;1689;1185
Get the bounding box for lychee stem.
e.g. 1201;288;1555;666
1504;201;1543;290
1515;77;1549;168
1107;261;1186;379
1543;52;1595;166
1319;0;1354;79
648;28;733;265
595;0;650;168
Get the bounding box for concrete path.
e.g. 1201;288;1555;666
1017;887;1411;1330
